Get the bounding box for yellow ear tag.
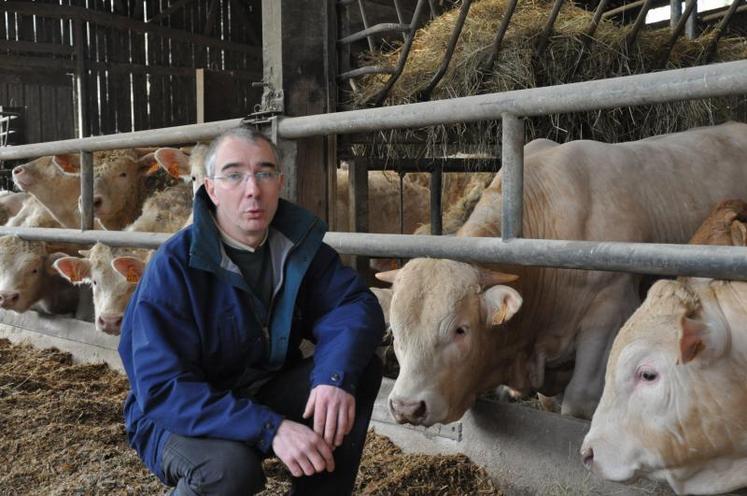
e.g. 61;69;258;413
167;162;181;178
146;162;160;175
126;267;140;283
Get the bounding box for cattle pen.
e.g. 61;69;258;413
2;1;747;495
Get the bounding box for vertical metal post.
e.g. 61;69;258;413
80;151;94;230
430;167;443;235
349;159;369;272
501;114;524;240
670;0;682;29
356;0;376;52
686;0;697;39
74;18;94;231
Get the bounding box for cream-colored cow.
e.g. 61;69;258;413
581;199;747;495
54;243;146;335
375;123;747;425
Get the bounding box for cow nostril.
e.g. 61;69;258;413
115;316;123;326
581;447;594;469
12;166;23;175
414;401;426;419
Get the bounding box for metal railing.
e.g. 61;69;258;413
2;59;747;279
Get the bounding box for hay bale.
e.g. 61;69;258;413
349;0;747;159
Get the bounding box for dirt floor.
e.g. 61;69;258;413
0;339;499;495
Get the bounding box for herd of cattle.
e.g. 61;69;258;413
1;122;746;495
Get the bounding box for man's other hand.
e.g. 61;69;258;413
272;419;335;477
303;385;356;447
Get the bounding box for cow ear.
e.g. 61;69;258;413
482;285;522;327
53;257;91;284
375;269;400;284
479;268;518;288
370;287;393;325
678;313;727;365
154;147;190;179
137;152;160;176
52;154;81;174
46;252;70;276
111;256;145;283
730;220;747;246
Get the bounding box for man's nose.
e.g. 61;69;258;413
241;175;262;195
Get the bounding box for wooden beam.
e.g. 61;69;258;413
0;2;261;59
0;39;74;56
148;0;197;24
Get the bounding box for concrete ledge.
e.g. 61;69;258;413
371;378;674;496
0;309;122;371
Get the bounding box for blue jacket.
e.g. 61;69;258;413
118;187;385;482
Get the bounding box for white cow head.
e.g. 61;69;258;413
375;258;522;426
154;143;208;196
581;279;747;495
54;243;145;335
0;236;67;313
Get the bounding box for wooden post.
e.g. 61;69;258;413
195;68;205;123
260;0;331;218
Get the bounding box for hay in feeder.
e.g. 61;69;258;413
348;0;747;161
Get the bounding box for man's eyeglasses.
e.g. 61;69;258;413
211;170;281;188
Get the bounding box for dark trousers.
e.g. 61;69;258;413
161;356;383;496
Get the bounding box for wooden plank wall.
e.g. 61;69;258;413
0;0;263;146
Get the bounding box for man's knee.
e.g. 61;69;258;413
164;436;265;496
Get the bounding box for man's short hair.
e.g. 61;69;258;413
204;126;281;178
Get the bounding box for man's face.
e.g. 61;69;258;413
204;137;284;245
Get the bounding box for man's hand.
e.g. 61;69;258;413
303;385;356;447
272;419;335;477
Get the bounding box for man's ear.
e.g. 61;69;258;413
370;287;393;325
53;257;92;285
481;285;523;327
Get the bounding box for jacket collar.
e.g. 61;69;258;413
188;186;323;279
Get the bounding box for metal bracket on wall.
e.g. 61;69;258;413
241;113;280;145
252;80;285;116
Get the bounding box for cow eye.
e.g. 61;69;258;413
31;268;38;274
637;367;658;383
455;327;467;336
92;279;98;286
119;172;127;178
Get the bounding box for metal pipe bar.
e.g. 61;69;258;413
501;114;523;240
80;151;94;230
392;0;406;25
701;0;744;63
338;65;396;79
2;60;747;161
660;0;698;66
571;0;610;75
418;0;473;102
278;60;747;139
702;1;746;21
430;167;443;235
685;0;696;39
4;226;747;280
625;0;655;51
371;0;429;106
337;22;410;45
603;0;645;18
534;0;565;57
670;0;683;29
353;158;501;173
323;234;747;281
357;0;376;52
428;0;438;19
482;0;517;71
